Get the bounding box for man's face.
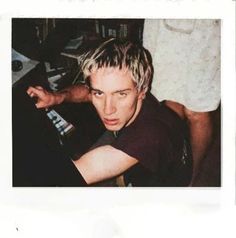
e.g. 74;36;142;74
90;67;146;131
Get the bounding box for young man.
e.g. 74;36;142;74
27;39;192;186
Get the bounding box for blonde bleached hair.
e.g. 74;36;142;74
80;38;154;92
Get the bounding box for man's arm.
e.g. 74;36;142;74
27;84;91;109
72;145;138;184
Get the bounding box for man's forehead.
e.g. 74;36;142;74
89;68;136;93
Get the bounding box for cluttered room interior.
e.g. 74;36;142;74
12;18;221;187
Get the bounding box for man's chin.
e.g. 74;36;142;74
104;124;122;132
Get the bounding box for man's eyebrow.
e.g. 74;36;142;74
90;87;103;92
114;89;132;93
90;88;132;93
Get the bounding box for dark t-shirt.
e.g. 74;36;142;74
111;93;192;187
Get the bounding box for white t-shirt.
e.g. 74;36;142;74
143;19;220;112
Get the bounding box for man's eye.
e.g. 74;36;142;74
118;92;127;98
93;91;103;97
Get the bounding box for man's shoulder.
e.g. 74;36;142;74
142;93;183;129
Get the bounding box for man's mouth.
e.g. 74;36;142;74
103;118;119;126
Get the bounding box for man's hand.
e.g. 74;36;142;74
27;84;90;109
27;86;63;109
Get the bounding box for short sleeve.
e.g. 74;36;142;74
111;122;170;173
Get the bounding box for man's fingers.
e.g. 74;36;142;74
26;86;33;95
27;86;44;97
35;86;43;90
27;86;37;95
27;88;36;98
26;86;53;109
35;102;44;109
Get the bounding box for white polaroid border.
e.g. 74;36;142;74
0;0;235;237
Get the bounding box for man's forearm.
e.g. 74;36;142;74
56;84;91;104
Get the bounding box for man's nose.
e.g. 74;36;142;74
104;97;116;115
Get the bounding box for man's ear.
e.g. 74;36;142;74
138;89;147;100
